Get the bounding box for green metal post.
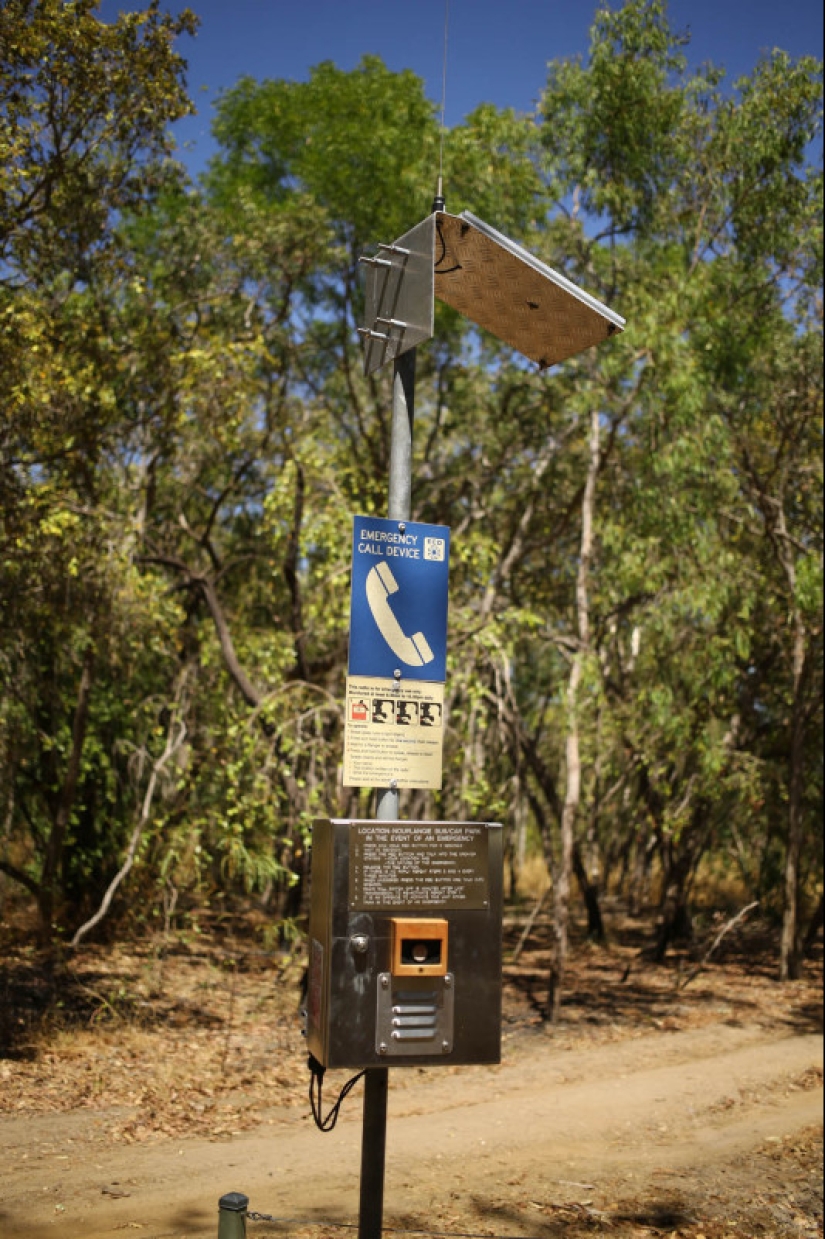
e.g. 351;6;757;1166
358;1066;390;1237
217;1191;248;1239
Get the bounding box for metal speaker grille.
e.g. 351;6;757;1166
375;972;454;1058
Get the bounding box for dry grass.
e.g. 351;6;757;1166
0;937;308;1141
510;850;551;900
1;900;821;1136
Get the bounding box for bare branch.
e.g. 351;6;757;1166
677;901;759;990
69;715;188;949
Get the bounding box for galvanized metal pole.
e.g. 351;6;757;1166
375;346;416;823
358;346;416;1239
387;348;416;521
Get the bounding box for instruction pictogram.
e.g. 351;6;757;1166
343;676;445;790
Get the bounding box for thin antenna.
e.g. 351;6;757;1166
432;0;449;212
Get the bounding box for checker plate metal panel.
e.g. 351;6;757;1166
434;210;625;368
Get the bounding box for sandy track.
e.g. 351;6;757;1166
2;1021;821;1238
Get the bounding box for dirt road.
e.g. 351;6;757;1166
2;1019;821;1238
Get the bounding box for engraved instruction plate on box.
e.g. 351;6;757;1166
349;822;490;909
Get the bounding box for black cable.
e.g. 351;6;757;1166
434;218;462;275
307;1054;365;1132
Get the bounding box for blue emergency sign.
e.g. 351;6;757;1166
348;515;450;681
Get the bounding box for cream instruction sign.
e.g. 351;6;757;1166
343;676;445;790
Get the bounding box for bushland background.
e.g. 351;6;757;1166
0;2;822;1233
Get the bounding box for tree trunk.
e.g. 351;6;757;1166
746;485;814;983
779;623;809;981
652;800;714;965
654;854;694;963
572;840;605;941
626;828;655;915
38;641;95;946
548;410;600;1021
548;719;578;1021
802;894;824;957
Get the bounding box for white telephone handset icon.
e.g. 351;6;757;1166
365;562;434;667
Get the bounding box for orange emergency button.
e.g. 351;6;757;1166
390;917;448;977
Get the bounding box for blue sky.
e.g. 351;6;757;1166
99;0;823;180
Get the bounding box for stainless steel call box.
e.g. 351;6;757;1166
306;819;503;1069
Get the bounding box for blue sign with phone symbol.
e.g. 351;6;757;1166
348;516;450;681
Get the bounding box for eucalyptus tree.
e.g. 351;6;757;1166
0;0;197;942
195;7;822;995
531;0;823;981
2;0;819;982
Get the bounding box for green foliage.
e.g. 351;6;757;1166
206;56;440;259
0;0;821;965
542;0;692;232
0;0;196;277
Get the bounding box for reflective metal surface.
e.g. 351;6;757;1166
360;216;435;375
360;209;625;372
375;972;455;1057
